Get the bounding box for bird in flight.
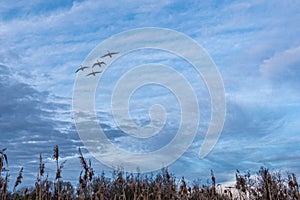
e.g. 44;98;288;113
86;71;102;76
92;60;106;68
101;51;119;58
75;65;89;73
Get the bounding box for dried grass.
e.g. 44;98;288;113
0;146;299;200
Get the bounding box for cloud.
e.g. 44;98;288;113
0;0;175;99
0;64;82;185
172;97;299;181
260;46;300;89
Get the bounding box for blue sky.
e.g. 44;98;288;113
1;0;300;188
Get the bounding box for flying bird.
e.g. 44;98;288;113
75;65;89;73
101;51;119;58
92;60;106;68
86;71;102;76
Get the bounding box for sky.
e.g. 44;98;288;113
1;0;300;189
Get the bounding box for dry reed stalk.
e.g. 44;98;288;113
88;159;94;200
78;148;87;198
121;188;126;200
53;145;60;200
78;148;88;172
23;188;28;200
13;167;23;193
0;148;8;200
44;175;50;200
53;145;67;200
37;153;45;200
0;148;8;171
35;182;39;200
99;184;105;200
156;184;162;200
78;187;84;200
1;174;8;200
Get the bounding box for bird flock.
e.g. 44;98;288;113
75;51;119;76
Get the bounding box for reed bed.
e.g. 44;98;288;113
0;146;299;200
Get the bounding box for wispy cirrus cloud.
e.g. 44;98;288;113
260;46;300;90
0;64;81;185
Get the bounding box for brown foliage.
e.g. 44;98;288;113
1;146;299;200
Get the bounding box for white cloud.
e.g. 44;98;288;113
260;46;300;78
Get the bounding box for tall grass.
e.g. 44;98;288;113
0;148;9;200
53;145;67;200
1;146;299;200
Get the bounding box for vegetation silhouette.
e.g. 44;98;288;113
0;146;299;199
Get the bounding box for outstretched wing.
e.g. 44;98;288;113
75;66;89;73
100;52;119;58
100;53;109;58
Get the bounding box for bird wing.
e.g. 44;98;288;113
100;53;109;58
86;71;101;76
75;66;89;73
75;68;81;73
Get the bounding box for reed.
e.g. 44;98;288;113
1;146;299;200
0;148;8;200
13;167;23;193
53;145;67;200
